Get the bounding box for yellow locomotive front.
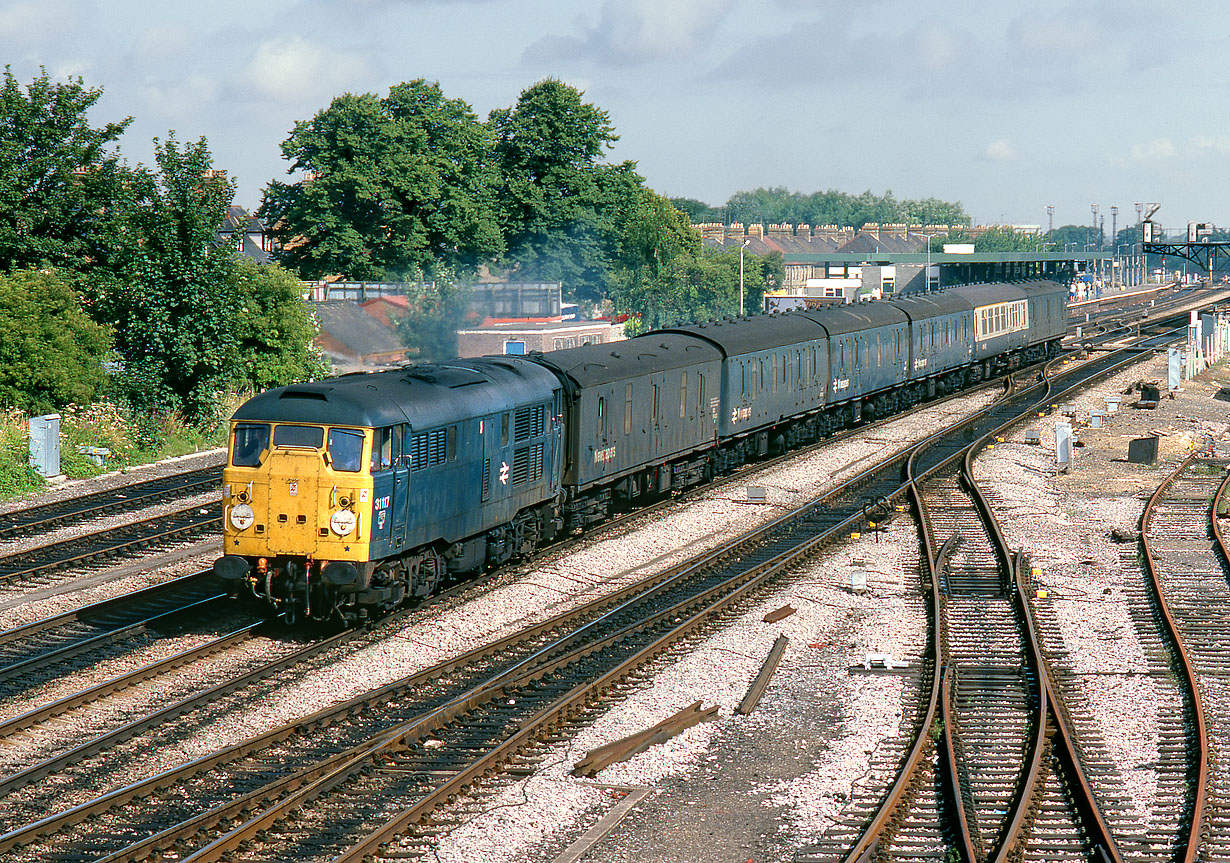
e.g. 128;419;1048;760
214;419;376;621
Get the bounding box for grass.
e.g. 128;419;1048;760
0;399;234;501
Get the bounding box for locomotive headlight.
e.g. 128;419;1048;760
230;503;255;531
330;508;356;536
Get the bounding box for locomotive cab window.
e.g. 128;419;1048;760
326;429;364;472
273;425;324;449
232;423;270;467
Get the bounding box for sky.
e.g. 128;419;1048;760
6;0;1229;237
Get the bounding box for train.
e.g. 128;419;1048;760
213;279;1068;624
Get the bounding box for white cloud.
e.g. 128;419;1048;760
1188;135;1230;156
1130;138;1178;161
915;24;960;71
984;139;1019;161
245;36;374;104
0;0;77;40
529;0;735;65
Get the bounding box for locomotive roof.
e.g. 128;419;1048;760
796;301;909;335
530;331;722;387
945;280;1065;307
232;359;559;430
891;292;973;319
662;313;826;355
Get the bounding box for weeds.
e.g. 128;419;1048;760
0;397;231;499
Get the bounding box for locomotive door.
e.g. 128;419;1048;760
391;424;409;546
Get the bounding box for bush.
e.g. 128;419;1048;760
0;398;234;497
0;409;45;497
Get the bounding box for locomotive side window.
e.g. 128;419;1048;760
501;413;510;446
447;425;457;461
232;423;270;467
624;383;634;434
327;429;364;472
370;426;394;471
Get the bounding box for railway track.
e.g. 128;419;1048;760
796;331;1192;861
0;501;220;588
0;572;232;696
1138;453;1230;862
0;465;221;541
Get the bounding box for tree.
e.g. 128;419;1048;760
489;79;644;302
0;267;111;413
668;197;720;223
0;67;131;275
93;134;240;420
231;256;329;390
608;193;784;333
260;81;504;281
717;187;969;229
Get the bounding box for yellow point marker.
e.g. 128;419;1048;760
1036;589;1048;599
868;521;877;529
851;532;861;540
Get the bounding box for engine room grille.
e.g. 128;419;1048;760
512;443;543;485
409;428;448;471
482;458;491;501
514;404;545;441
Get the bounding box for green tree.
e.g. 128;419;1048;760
668;197;720;223
0;67;132;275
718;187;969;229
93;134;239;420
0;267;111;413
930;227;1046;253
489;79;644;302
260;81;504;281
231;256;329;390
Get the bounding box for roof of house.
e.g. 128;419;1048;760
312;301;407;359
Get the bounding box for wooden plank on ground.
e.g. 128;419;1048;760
572;701;719;777
736;634;789;715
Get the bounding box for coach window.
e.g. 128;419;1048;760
679;372;687;418
771;355;777;393
232;423;270;467
624;383;634;434
697;373;705;412
597;396;606;436
327;429;364;472
652;384;660;426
